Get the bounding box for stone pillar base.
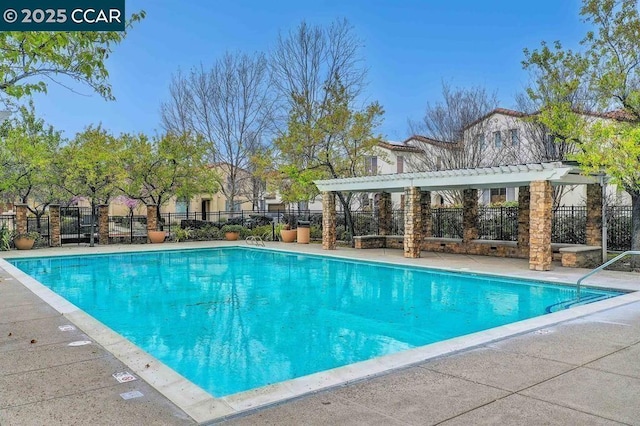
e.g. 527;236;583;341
322;192;336;250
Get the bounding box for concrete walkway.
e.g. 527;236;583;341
1;242;639;425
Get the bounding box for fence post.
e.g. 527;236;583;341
15;204;28;235
50;205;61;247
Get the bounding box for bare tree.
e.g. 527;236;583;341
270;18;374;235
408;83;500;171
407;83;500;204
271;18;366;122
161;52;276;211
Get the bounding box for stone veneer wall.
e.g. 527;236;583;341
421;191;432;239
378;192;392;235
49;204;61;247
421;239;525;258
322;192;336;250
529;180;553;271
403;186;422;258
98;205;109;245
146;204;158;243
517;186;530;257
15;204;27;235
586;183;603;247
561;249;602;268
462;189;479;242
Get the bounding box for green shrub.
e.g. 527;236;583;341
221;224;244;234
252;224;275;241
174;227;192;242
310;225;322;240
191;225;220;240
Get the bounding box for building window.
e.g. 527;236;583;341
510;129;519;146
396;156;404;173
490;188;506;204
366;156;378;175
493;131;502;148
175;197;189;214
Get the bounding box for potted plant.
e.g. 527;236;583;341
279;223;297;243
221;224;243;241
13;231;40;250
147;227;166;244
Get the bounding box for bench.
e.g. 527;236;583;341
558;245;602;268
353;235;386;249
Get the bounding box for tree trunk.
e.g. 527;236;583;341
631;190;640;270
156;204;163;231
89;201;96;247
336;191;355;245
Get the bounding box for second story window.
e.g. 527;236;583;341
510;129;519;146
474;133;485;150
493;131;502;148
396;156;404;173
366;156;378;175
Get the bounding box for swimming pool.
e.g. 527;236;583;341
8;247;621;397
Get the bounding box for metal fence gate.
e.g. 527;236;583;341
60;207;94;244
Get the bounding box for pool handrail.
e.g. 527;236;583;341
576;250;640;299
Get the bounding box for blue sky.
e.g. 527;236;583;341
32;0;587;142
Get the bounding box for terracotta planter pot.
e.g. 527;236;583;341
14;237;35;250
280;229;297;243
224;231;239;241
148;230;166;244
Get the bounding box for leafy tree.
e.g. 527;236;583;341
57;126;126;246
523;0;640;258
269;19;384;238
0;102;64;231
0;12;145;104
274;78;384;238
120;132;218;224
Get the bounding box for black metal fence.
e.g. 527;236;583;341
3;205;637;251
108;215;148;243
432;208;463;238
0;214;15;232
60;206;94;244
607;206;633;251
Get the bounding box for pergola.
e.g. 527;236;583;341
315;162;605;271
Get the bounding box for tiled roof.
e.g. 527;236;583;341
464;108;531;130
377;140;424;153
464;107;634;131
402;135;461;150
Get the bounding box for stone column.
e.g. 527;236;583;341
517;186;530;256
98;205;109;245
378;192;392;236
421;191;432;239
15;204;28;235
49;204;61;247
147;204;158;242
322;192;336;250
403;186;422;258
529;180;553;271
462;189;479;243
586;183;603;247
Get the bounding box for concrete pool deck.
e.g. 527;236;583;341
0;241;639;425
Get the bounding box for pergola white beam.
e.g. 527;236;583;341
314;162;599;193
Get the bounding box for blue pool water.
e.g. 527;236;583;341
8;247;621;397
